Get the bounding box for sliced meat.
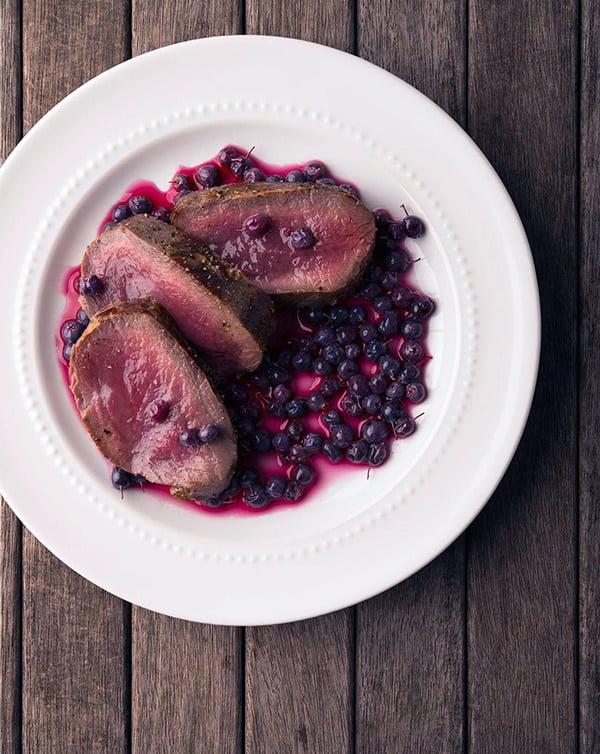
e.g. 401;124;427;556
79;215;274;380
171;182;376;306
69;299;237;501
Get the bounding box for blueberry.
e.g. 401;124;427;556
307;391;328;411
322;440;343;463
366;265;384;282
267;401;286;417
401;319;424;339
128;195;153;214
195;164;221;188
373;209;391;231
61;319;85;344
244;167;266;182
389;221;407;240
340;393;364;418
381;271;401;291
361;282;382;299
316;177;337;186
152;207;171;223
348;374;370;397
291;227;316;249
384;250;409;272
76;308;90;326
399;363;421;384
406;382;427;403
249;370;270;390
304;161;326;181
374;296;393;312
62;342;73;361
378;312;400;337
180;428;201;447
292;351;312;371
403;215;425;238
111;466;133;490
284;482;303;501
235;418;256;437
330;423;354;448
391;287;417;309
393;417;416;438
239;402;260;422
328;306;349;325
275;347;294;368
243;213;271;236
362;394;382;415
315;326;336;346
297;336;318;353
112;203;132;222
287;421;305;440
285;397;307;418
339;183;358;197
251;428;272;452
368;442;388;467
336;325;356;345
230;155;252;177
302;432;324;455
365;340;388;360
381;400;405;423
400;341;424;362
273;384;293;403
349;305;367;324
337;359;359;380
266;475;287;498
202;494;225;509
385;381;406;400
103;221;117;232
273;432;291;452
225;384;250;405
322;410;342;427
361;419;389;444
292;463;316;486
218;146;239;166
147;399;170;423
222;474;242;499
411;297;435;319
304;308;327;326
174;189;193;203
288;444;308;462
244;484;270;509
268;366;292;385
345;343;362;360
379;355;401;378
79;274;103;296
266;174;284;182
323;342;344;365
313;357;335;376
171;173;192;191
369;373;389;394
358;323;378;343
346;440;369;464
286;169;306;182
321;377;343;398
240;468;260;488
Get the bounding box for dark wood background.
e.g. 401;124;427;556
0;1;596;752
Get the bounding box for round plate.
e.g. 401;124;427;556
0;36;540;625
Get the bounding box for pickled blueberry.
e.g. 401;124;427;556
195;164;221;188
240;468;260;488
316;177;337;186
340;393;364;418
293;463;315;486
251;429;272;452
339;183;358;197
266;475;287;499
374;296;393;312
391;287;416;308
313;357;335;376
179;428;201;447
401;319;424;339
379;355;401;378
304;161;326;182
378;312;399;337
366;265;384;282
389;221;407;240
336;325;356;345
291;227;316;249
403;215;425;238
112;203;132;222
330;423;354;448
173;189;192;203
358;323;378;343
171;173;192;191
304;308;327;326
111;466;133;490
287;421;305;441
322;410;342;427
268;366;292;385
380;400;405;423
361;419;389;444
321;377;343;398
322;441;343;463
315;326;336;346
285;482;303;501
244;167;266;182
385;381;406;400
286;169;306;182
346;440;369;464
323;342;344;365
348;374;370;397
361;282;382;299
128;195;153;214
399;363;421;384
373;209;391;231
405;382;427;403
302;433;324;455
345;343;362;361
226;383;250;404
152;207;171;223
411;297;435;319
61;319;85;344
362;394;383;415
230;155;252;177
365;340;388;360
292;351;312;371
368;442;388;466
147;399;170;423
62;342;73;361
273;384;293;403
349;305;367;324
369;373;389;394
384;249;409;272
288;444;308;463
266;174;284;182
400;341;424;362
307;391;328;411
218;146;239;166
393;417;416;438
243;213;271;236
244;484;269;509
328;306;349;325
267;401;286;418
285;398;307;418
103;221;117;232
79;274;103;296
337;359;359;380
239;402;260;421
381;271;401;290
272;432;291;452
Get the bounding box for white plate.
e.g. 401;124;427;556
0;36;540;625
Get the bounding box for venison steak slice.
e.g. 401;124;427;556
69;299;237;501
79;215;274;380
171;182;376;306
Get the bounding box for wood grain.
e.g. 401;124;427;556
243;6;355;754
0;4;22;752
580;1;600;751
467;1;578;752
21;2;130;752
129;6;245;754
356;2;466;752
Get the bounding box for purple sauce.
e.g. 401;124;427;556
58;146;432;514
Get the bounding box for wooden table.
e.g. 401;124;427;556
0;1;595;752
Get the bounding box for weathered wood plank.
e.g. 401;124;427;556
356;2;466;752
21;2;130;752
580;1;600;752
129;7;244;754
0;3;22;751
243;6;355;754
467;1;578;751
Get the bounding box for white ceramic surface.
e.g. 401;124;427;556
0;36;540;625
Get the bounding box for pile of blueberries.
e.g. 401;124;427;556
210;209;433;510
